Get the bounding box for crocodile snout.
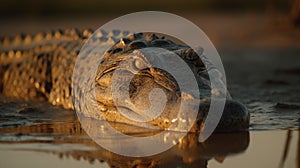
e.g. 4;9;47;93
196;99;250;133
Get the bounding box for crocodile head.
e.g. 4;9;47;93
93;33;249;132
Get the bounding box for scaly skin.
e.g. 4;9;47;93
0;29;249;132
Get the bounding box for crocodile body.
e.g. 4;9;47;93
0;29;249;132
1;29;95;108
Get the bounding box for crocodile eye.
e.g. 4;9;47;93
133;59;146;70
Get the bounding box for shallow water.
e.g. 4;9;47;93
0;126;298;168
209;130;299;168
0;131;297;168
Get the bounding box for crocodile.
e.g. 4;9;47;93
0;28;249;132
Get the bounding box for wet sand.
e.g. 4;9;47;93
0;13;300;167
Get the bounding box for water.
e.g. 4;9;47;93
209;130;299;168
0;129;298;168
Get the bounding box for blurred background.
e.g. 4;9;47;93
0;0;299;49
0;0;294;17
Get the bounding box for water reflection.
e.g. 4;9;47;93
0;111;249;168
279;129;292;168
279;128;300;168
298;129;300;168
